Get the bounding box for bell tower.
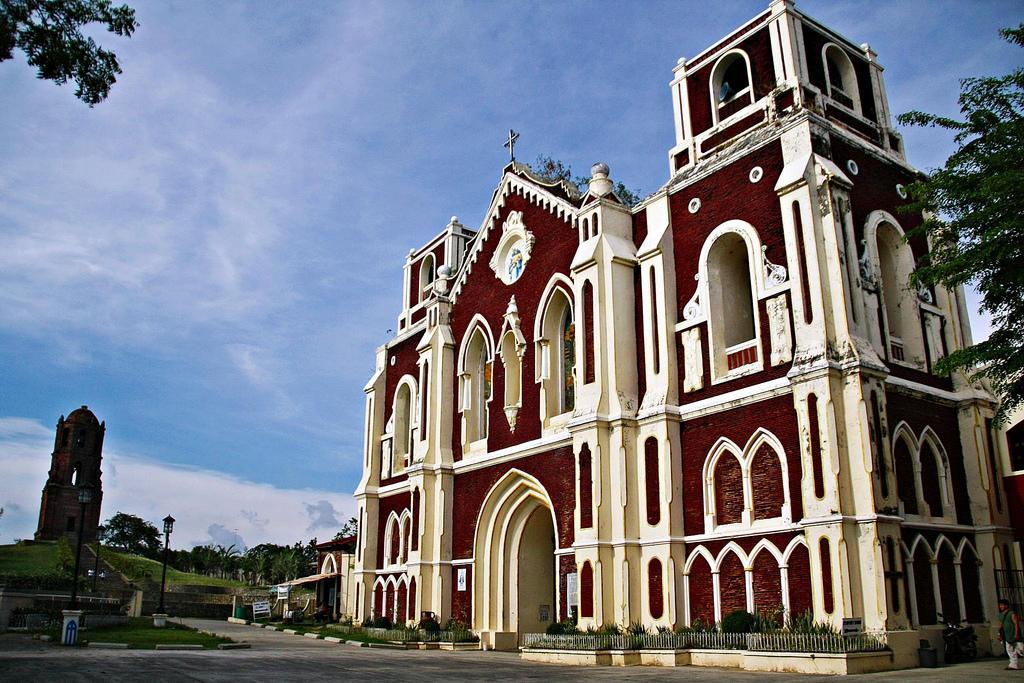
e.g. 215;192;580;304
35;405;105;543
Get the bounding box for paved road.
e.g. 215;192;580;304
0;618;1016;681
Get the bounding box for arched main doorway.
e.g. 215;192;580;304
473;469;559;650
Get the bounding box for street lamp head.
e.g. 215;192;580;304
163;515;175;534
78;488;93;504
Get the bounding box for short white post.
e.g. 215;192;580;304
61;609;83;645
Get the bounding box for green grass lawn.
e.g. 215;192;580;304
0;543;62;575
272;623;390;644
0;543;246;589
79;617;233;649
103;550;246;588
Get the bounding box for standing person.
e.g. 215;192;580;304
998;598;1023;670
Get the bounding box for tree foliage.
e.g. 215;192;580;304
0;0;139;105
334;516;358;540
898;25;1024;423
531;155;644;208
102;511;161;557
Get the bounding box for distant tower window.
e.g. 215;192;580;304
823;44;860;113
711;51;753;122
419;254;436;303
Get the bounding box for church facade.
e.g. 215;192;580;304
351;0;1016;651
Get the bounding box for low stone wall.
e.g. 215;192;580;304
522;647;898;674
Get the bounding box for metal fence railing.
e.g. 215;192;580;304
996;569;1024;615
325;625;477;643
521;630;888;653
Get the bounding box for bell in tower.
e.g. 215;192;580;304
35;405;105;543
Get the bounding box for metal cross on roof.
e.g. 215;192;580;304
504;129;519;161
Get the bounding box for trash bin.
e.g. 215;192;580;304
918;639;938;668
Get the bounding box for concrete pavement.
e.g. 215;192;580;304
0;618;1018;681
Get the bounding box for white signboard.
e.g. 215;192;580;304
457;567;467;592
277;585;291;599
566;572;579;606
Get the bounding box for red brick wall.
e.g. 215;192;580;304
670;141;789;403
579;444;593;529
919;442;944;517
580;561;594;618
961;546;984;622
714;454;744;525
786;542;812;616
912;543;937;625
751;444;785;520
936;545;960;624
645;437;661;525
686;24;775;137
688;554;714;625
718;551;747;616
808;393;825;499
450;565;471;624
894;437;918;514
450;446;576;559
681;396;802;535
819;537;834;614
752;550;782;618
450;192;577;460
648;558;664;619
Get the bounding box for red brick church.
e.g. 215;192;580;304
350;0;1021;655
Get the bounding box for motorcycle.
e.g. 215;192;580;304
939;613;978;663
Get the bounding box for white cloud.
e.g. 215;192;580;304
0;417;355;549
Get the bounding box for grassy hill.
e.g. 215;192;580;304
0;542;62;575
0;542;245;589
103;550;246;588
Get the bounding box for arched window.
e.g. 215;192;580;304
911;541;937;625
894;435;918;515
751;548;782;620
71;463;82;487
393;382;414;468
687;553;715;626
536;280;575;423
711;51;753;122
823;44;860;113
418;254;435;302
707;232;758;377
875;221;925;366
719;550;747;617
460;325;492;444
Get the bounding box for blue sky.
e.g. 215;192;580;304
1;0;1020;548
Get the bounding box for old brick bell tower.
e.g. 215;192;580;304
35;406;105;543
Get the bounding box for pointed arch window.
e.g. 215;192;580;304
459;325;492;446
536;281;576;425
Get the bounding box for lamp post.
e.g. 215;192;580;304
92;524;105;592
69;488;93;610
157;515;175;615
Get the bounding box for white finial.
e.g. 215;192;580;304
589;162;613;196
450;215;459;224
